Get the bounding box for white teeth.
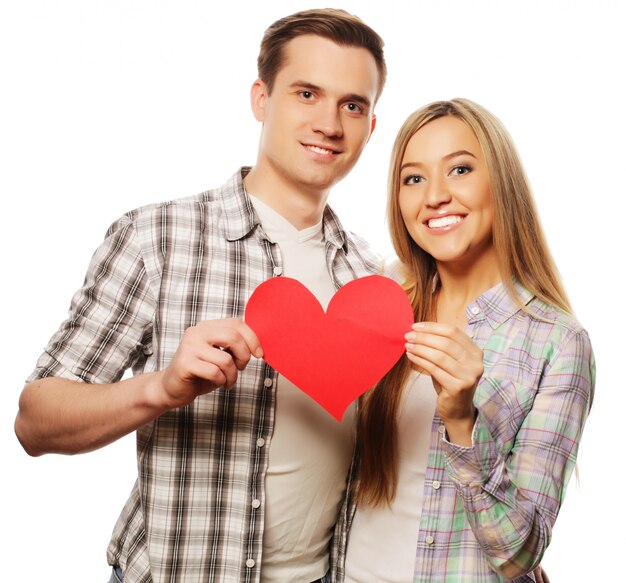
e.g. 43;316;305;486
308;145;334;155
428;215;463;229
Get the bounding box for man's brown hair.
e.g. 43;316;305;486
257;8;386;102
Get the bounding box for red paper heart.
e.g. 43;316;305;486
245;275;414;421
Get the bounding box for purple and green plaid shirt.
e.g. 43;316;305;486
332;280;594;583
28;168;380;583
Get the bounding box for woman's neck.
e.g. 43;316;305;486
435;251;502;327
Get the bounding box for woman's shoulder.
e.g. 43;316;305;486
525;294;588;338
520;295;594;373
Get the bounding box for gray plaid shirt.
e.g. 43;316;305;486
28;167;380;583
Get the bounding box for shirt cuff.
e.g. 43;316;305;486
441;415;505;498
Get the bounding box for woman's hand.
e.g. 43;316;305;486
404;322;483;445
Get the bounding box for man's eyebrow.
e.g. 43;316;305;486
289;81;371;108
344;93;371;108
400;150;477;172
290;80;323;92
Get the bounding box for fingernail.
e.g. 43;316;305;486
405;332;417;341
255;348;264;359
413;322;425;329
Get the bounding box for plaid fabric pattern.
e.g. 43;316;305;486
332;281;594;583
28;168;380;583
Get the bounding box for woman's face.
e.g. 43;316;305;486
398;115;496;269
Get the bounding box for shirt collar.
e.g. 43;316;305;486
465;279;535;329
221;167;348;252
220;167;258;242
320;205;348;252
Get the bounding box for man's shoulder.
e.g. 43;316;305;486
105;169;246;238
112;191;211;225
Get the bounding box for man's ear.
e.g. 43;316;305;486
250;79;269;122
367;114;377;142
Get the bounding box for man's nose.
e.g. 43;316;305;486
311;104;343;139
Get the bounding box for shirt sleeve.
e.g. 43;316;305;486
27;215;156;384
441;327;594;578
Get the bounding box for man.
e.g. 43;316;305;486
15;9;386;583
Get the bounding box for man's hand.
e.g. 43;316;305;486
533;566;550;583
157;318;263;409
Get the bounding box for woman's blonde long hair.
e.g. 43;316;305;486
357;98;571;507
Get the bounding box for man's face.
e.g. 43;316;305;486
251;34;379;198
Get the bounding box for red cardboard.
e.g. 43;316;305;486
245;275;414;421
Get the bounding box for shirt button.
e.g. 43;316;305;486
425;535;434;545
273;266;283;276
263;377;273;388
251;499;261;509
470;305;480;315
245;558;256;568
432;480;441;490
438;425;446;435
256;437;266;447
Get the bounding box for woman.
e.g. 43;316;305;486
338;99;594;582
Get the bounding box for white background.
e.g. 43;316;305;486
1;1;623;581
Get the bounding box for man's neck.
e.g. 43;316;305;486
243;166;329;230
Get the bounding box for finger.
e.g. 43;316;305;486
405;342;461;379
194;321;254;370
411;321;478;348
411;321;458;336
405;343;484;388
409;322;479;352
405;343;481;393
231;319;264;360
532;567;543;583
218;334;253;371
405;330;467;362
405;351;457;393
185;359;229;390
197;346;240;387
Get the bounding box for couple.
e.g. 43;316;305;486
15;8;593;583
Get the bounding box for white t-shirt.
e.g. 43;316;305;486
249;195;356;583
344;372;437;583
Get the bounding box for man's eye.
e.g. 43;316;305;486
344;103;363;113
300;91;313;99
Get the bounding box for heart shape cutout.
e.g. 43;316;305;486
245;275;414;420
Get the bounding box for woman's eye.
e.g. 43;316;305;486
403;175;423;185
452;165;471;176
